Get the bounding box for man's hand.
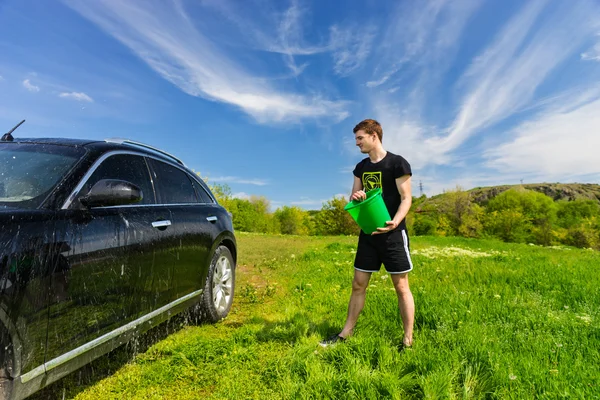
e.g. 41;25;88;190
350;190;367;202
372;220;398;235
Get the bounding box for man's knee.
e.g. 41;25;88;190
352;277;369;293
392;274;410;295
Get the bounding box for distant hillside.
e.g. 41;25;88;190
419;183;600;209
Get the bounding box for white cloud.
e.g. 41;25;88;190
210;176;268;186
485;90;600;179
429;0;598;157
231;192;250;200
366;0;479;88
581;39;600;61
372;101;444;171
22;79;40;92
276;1;315;76
329;25;376;76
198;0;328;57
59;91;94;102
290;195;344;207
64;0;348;123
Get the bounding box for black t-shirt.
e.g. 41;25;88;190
353;152;412;231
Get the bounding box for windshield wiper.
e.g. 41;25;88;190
1;119;26;142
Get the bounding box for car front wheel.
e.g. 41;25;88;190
198;245;235;323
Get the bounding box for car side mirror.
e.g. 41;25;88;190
79;179;143;208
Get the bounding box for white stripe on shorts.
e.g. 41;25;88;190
401;229;414;272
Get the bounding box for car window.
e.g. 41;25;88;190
79;154;155;205
0;143;85;209
195;182;214;203
149;159;198;204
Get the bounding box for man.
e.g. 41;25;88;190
320;119;415;349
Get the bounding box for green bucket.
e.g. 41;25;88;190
344;188;391;234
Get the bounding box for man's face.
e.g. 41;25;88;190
355;130;376;153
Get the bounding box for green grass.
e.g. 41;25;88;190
34;233;600;399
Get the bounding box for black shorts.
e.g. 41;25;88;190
354;229;413;274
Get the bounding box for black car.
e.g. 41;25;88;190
0;137;236;400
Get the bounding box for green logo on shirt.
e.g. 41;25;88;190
362;172;382;192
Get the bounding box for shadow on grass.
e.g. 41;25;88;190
252;313;337;344
28;313;198;400
28;313;339;399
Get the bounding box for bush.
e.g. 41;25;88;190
458;204;484;238
485;188;557;244
564;217;600;249
556;199;600;229
413;214;437;236
484;209;530;243
274;206;310;235
313;196;359;236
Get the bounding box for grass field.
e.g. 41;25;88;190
34;233;600;399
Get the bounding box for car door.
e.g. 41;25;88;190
147;159;216;299
44;153;175;367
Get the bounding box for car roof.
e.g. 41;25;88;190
6;137;186;167
8;137;101;146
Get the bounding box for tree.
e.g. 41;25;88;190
458;203;484;238
565;217;599;249
556;199;600;229
412;214;437;236
274;206;310;235
314;196;359;236
209;183;232;210
435;186;483;237
227;196;279;234
485;188;557;245
484;209;530;243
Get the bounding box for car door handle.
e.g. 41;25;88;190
206;216;218;222
152;220;172;229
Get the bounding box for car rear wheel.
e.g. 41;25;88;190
197;245;235;323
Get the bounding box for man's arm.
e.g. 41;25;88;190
350;176;365;201
373;175;412;234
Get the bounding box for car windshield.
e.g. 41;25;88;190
0;142;85;209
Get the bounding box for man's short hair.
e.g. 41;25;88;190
353;119;383;143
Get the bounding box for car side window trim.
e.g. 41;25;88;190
62;150;155;209
187;172;216;204
62;150;216;209
146;158;220;206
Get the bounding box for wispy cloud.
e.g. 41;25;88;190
210;176;269;186
59;91;94;102
363;0;482;171
371;104;440;170
22;79;40;92
64;0;349;123
198;0;328;57
276;1;313;76
366;0;479;88
329;25;376;77
485;87;600;179
581;37;600;61
232;192;251;200
290;194;345;207
426;0;599;159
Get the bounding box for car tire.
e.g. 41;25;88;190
195;245;235;323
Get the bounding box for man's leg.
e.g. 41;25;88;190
339;269;372;338
390;273;414;346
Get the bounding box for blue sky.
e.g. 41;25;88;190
1;0;600;210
